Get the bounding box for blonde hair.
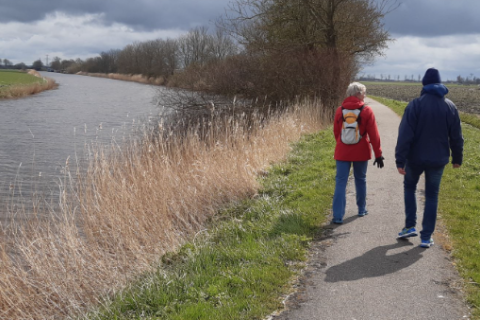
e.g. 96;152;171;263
346;82;366;97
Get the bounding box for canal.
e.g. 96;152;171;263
0;72;164;215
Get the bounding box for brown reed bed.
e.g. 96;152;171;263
76;72;165;86
0;69;58;100
0;98;330;319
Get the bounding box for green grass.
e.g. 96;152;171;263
371;95;480;318
86;130;337;320
0;69;42;86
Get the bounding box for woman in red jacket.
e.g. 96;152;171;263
331;82;384;224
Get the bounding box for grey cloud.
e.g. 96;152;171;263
2;0;480;36
0;0;228;31
384;0;480;37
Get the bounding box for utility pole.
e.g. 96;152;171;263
46;54;49;67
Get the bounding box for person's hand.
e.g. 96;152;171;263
373;156;384;168
397;167;406;175
453;164;461;169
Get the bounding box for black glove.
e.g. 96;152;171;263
373;156;385;168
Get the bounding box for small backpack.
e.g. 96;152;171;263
340;106;364;144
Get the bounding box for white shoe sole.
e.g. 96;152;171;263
397;232;418;239
419;241;434;248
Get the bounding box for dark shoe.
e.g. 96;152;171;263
331;219;343;225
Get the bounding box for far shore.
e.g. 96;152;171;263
0;69;58;100
76;71;166;86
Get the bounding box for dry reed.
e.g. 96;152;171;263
0;99;330;319
76;72;165;86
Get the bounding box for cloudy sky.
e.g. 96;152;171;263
0;0;478;81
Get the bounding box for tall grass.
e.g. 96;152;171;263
0;69;58;99
0;98;330;319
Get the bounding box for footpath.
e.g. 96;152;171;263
272;98;471;320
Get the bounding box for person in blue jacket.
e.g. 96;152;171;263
395;68;464;248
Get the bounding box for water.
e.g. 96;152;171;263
0;72;164;213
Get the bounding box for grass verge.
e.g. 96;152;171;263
371;95;480;318
0;69;57;99
0;69;43;85
86;130;336;319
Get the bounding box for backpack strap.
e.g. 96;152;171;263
358;105;365;136
357;105;365;120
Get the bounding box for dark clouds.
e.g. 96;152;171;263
383;0;480;37
0;0;228;31
2;0;479;37
1;0;478;78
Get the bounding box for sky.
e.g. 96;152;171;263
0;0;479;81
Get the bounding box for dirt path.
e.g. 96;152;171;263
271;97;471;320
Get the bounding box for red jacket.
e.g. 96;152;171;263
333;96;382;161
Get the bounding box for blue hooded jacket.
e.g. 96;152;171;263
395;84;464;168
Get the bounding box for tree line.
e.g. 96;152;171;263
5;0;397;113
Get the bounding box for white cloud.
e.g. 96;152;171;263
0;12;184;65
361;34;480;81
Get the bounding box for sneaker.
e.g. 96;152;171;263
331;219;343;225
419;238;434;248
397;227;418;239
358;211;369;217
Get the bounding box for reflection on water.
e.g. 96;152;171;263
0;72;164;217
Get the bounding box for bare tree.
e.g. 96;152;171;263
214;0;396;109
50;56;62;70
3;58;12;67
221;0;395;56
209;28;239;60
32;59;43;71
98;50;120;73
178;26;212;67
162;39;179;76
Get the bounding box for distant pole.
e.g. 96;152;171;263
46;54;49;67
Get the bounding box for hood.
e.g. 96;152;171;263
421;83;449;98
342;96;365;110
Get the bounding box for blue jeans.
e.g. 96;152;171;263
403;164;445;241
332;160;368;221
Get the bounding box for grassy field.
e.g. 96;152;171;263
372;96;480;318
0;69;43;85
362;81;468;88
366;82;480;115
0;69;57;99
